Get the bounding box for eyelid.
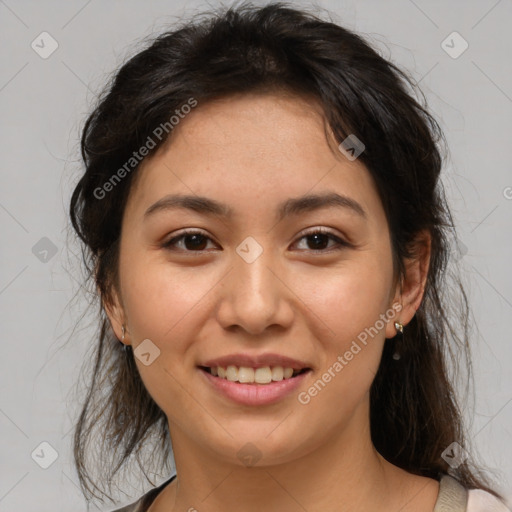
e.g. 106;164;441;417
162;228;218;251
293;226;352;251
161;226;352;253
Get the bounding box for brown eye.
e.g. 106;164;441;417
293;228;350;252
162;228;350;254
162;230;216;252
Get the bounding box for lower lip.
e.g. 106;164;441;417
199;368;311;406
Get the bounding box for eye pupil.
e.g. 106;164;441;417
165;229;345;254
308;233;329;250
185;234;207;250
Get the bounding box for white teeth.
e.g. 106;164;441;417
226;365;238;382
208;365;302;384
271;366;284;381
238;367;254;383
254;367;272;384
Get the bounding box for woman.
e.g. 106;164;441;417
69;3;510;511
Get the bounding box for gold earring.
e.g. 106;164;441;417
392;321;403;361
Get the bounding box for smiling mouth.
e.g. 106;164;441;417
198;365;311;384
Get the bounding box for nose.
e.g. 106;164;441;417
215;247;294;336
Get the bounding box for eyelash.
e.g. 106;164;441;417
161;228;351;254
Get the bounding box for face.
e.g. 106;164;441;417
106;92;406;467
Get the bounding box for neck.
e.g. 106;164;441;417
157;401;424;512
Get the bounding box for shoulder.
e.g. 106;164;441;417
435;474;511;512
109;502;141;512
109;497;145;512
108;474;177;512
466;488;511;512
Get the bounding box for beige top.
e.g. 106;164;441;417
110;474;509;512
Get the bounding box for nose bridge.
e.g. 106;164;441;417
217;240;293;334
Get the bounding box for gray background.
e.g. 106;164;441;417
0;0;511;510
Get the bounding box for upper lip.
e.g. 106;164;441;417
200;353;312;370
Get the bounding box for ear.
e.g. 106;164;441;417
102;284;129;346
385;230;431;339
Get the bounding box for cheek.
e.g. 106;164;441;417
119;260;216;414
291;257;392;413
121;257;212;345
295;256;393;348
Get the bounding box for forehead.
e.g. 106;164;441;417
125;93;383;225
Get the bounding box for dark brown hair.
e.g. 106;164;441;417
69;1;503;505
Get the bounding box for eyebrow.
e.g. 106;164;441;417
143;191;367;222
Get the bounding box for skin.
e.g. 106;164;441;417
105;92;438;511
